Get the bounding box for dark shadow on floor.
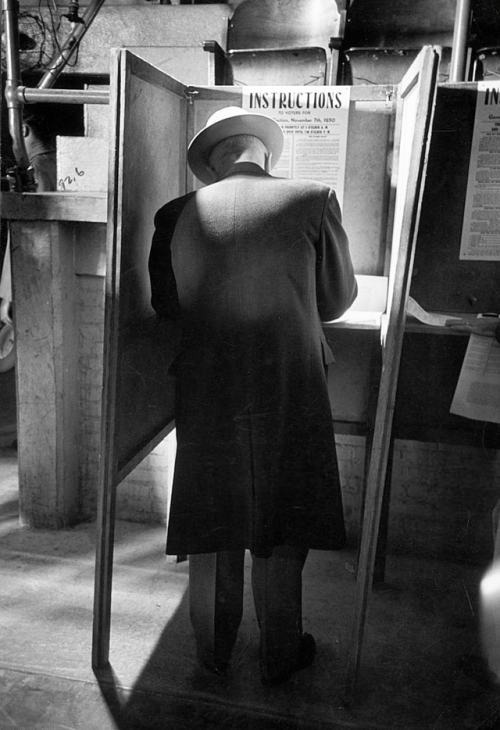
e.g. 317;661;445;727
93;552;500;730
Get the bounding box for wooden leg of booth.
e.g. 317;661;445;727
357;332;389;587
373;435;394;585
92;467;117;669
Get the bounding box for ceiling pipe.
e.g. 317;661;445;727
449;0;472;82
2;0;108;190
17;87;110;105
37;0;107;89
2;0;35;189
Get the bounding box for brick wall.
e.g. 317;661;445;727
389;439;499;564
335;434;500;565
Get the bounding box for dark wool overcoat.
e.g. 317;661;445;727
149;161;357;558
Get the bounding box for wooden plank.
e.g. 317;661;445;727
344;46;440;701
324;328;381;424
343;94;394;275
126;49;188;98
11;221;79;528
411;83;500;314
117;421;176;485
126;46;218;86
114;51;185;472
92;50;188;669
92;48;123;671
2;192;107;223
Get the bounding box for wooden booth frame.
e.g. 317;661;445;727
92;47;441;700
344;46;440;699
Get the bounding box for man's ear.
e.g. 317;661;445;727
205;165;218;184
22;123;30;138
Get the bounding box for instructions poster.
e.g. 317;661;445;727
460;81;500;261
242;86;351;208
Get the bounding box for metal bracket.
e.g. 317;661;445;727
185;87;200;106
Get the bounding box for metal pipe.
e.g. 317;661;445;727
450;0;472;82
2;0;34;187
20;87;110;105
37;0;107;89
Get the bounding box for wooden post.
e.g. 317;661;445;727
4;191;107;528
10;220;79;528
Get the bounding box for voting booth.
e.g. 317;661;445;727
92;46;441;697
400;82;500;438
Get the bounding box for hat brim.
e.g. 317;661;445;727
188;112;284;184
0;324;15;372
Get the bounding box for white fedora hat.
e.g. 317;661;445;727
187;106;284;184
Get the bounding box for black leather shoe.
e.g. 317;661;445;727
261;633;316;686
296;632;316;671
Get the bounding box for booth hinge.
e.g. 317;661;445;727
185;87;199;105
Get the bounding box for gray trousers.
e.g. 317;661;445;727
189;545;308;676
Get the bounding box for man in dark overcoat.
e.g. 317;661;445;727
149;106;357;684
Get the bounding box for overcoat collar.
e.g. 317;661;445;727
219;161;270;181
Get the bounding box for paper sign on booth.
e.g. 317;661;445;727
460;81;500;261
242;87;351;208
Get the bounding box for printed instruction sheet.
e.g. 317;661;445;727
460;81;500;261
406;300;500;422
242;87;351;207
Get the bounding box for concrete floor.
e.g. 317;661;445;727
1;368;500;729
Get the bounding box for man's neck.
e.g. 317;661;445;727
215;151;265;179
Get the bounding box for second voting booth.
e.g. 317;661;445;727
93;45;441;697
